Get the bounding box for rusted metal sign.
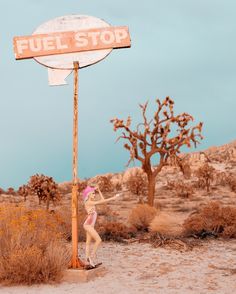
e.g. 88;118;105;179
14;26;130;59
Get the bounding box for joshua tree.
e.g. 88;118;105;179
111;97;203;206
28;174;61;210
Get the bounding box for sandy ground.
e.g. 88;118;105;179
1;240;236;294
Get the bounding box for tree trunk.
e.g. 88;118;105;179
147;173;156;206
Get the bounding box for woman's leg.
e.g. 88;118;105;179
84;225;102;260
85;231;92;261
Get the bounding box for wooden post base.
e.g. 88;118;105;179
69;257;85;269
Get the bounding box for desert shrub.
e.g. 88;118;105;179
0;205;71;285
128;204;158;231
98;222;137;242
56;204;87;242
195;163;215;192
123;167;147;202
226;173;236;192
214;171;228;186
214;172;236;192
28;174;61;210
6;187;16;195
176;183;194;198
110;173;123;191
166;181;194;198
77;179;89;194
17;185;29;201
149;212;183;238
183;201;236;238
0;188;5;195
58;182;72;194
111;178;122;191
94;175;114;193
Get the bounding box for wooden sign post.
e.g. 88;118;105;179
71;61;81;268
13;15;131;269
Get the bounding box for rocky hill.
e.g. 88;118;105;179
183;139;236;165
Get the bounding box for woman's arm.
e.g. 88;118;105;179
96;186;105;200
87;194;120;206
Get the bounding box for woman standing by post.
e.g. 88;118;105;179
82;185;120;267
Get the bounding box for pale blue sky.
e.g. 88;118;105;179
0;0;235;189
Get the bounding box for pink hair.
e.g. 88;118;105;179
82;186;96;202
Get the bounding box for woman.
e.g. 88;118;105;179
82;185;120;267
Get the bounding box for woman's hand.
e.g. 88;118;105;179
114;193;121;199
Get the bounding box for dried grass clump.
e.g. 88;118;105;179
58;182;72;194
98;222;137;242
123;167;147;202
111;174;123;191
195;163;215;192
183;201;236;239
149;212;183;238
167;181;194;198
17;184;29;202
0;204;71;285
55;204;87;242
214;171;228;186
93;175;114;193
6;187;16;195
226;174;236;192
128;204;158;231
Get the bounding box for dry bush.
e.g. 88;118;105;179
214;171;228;186
0;205;71;285
128;204;158;231
6;187;16;195
111;178;122;191
110;173;123;192
0;188;5;195
214;171;236;192
58;182;72;194
28;174;61;210
123;167;147;202
176;183;194;198
77;179;89;195
17;185;29;201
94;175;114;193
195;163;215;192
98;222;137;242
56;204;87;242
183;201;236;238
149;212;183;238
96;203;118;219
226;173;236;192
167;180;194;198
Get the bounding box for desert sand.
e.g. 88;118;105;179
1;239;236;294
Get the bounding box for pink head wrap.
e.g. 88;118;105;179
82;186;96;202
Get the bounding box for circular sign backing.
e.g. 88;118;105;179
33;15;113;70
